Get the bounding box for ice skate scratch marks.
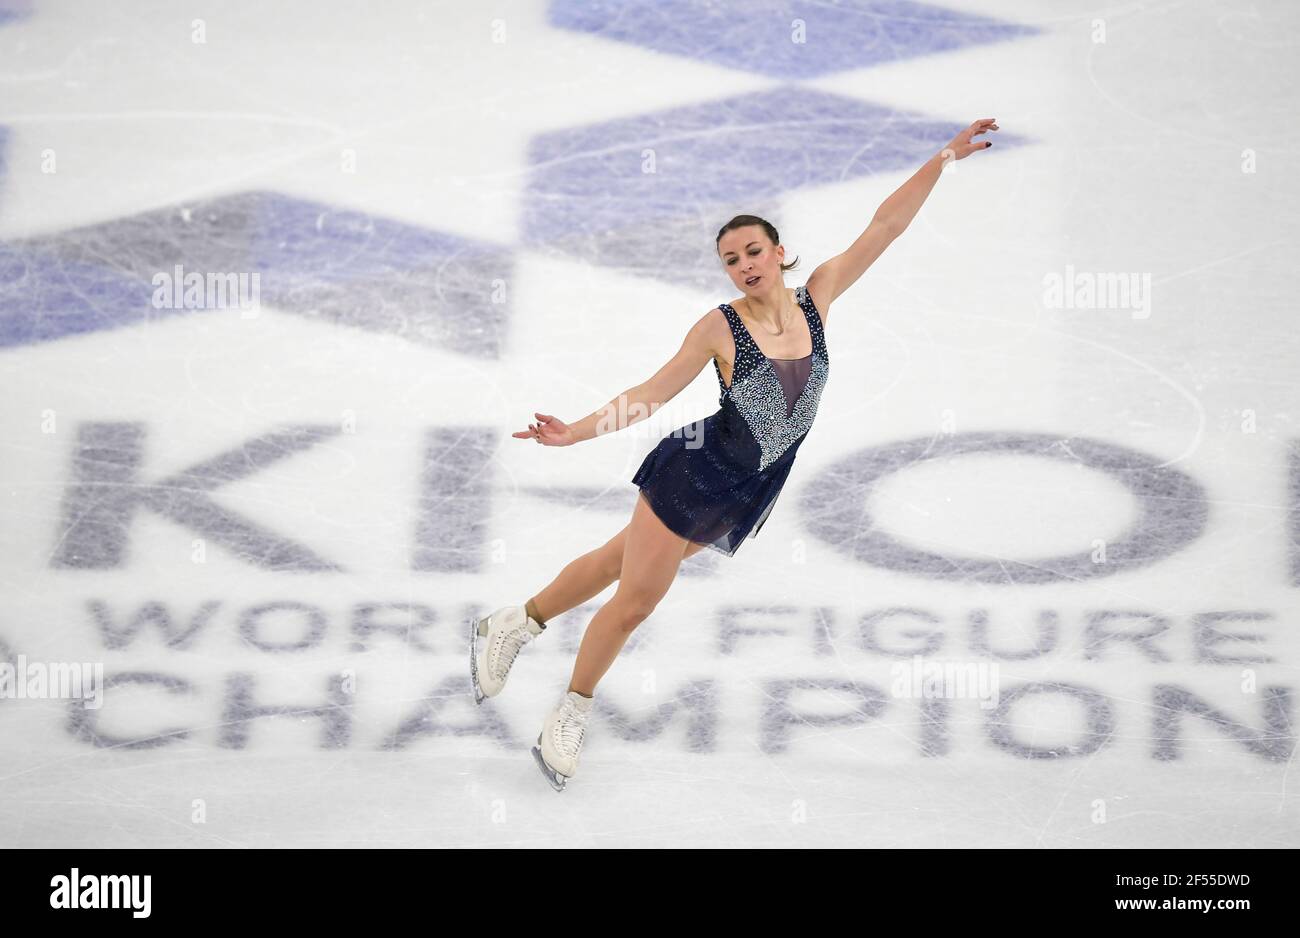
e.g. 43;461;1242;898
1031;325;1204;469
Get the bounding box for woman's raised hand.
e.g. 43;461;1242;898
512;412;577;447
943;118;999;161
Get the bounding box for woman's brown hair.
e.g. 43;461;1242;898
715;215;800;273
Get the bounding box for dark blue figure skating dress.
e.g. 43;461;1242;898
631;284;830;556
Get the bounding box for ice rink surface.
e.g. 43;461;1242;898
1;0;1298;847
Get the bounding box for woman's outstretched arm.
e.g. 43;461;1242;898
807;117;999;316
514;310;722;447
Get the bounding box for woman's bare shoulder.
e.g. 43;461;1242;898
692;304;734;329
672;306;732;371
802;279;832;328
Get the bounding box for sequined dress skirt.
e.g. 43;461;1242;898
631;405;801;557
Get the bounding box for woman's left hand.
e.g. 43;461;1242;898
943;118;998;161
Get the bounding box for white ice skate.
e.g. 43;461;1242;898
531;690;594;792
469;605;544;704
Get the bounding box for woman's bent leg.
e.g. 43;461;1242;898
526;505;709;625
567;493;689;696
527;529;627;624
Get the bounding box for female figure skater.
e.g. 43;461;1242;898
472;119;998;790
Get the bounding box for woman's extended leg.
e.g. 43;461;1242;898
566;492;691;696
527;508;707;625
526;528;626;625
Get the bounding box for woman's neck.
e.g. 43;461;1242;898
742;285;794;333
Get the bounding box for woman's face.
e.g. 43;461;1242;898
718;226;785;295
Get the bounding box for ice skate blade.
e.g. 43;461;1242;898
531;736;568;792
469;616;486;705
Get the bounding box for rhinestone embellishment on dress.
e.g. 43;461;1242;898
715;285;830;471
729;354;828;470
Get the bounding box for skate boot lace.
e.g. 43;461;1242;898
491;623;534;679
555;698;590;757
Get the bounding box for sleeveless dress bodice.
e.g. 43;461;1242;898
631;284;830;556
